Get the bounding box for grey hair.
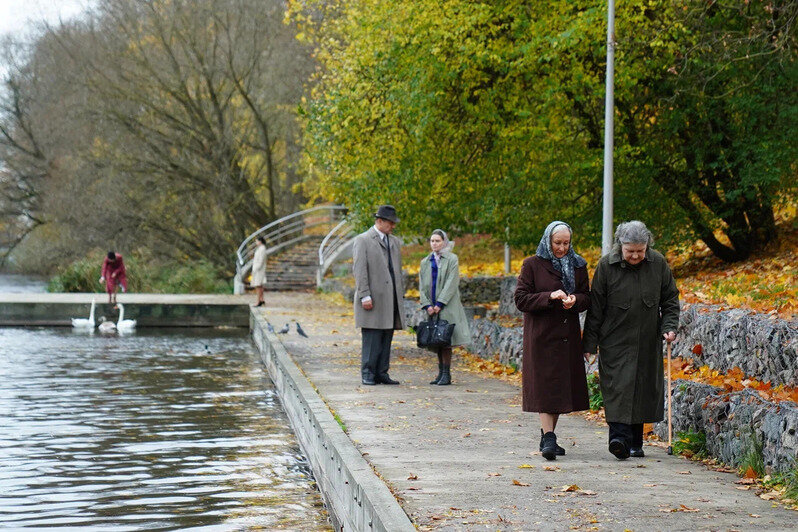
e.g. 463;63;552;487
614;220;654;247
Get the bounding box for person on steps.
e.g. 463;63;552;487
251;236;267;307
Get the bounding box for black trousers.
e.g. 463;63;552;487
361;328;395;381
608;422;644;449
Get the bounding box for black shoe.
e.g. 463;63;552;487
540;429;566;456
256;301;265;307
609;438;630;460
437;364;451;386
629;447;645;458
377;375;400;385
541;432;558;461
362;377;376;386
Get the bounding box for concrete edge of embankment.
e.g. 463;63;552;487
250;310;415;532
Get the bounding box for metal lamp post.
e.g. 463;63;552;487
602;0;616;255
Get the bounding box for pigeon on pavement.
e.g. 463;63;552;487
267;322;275;334
278;323;290;334
296;322;308;338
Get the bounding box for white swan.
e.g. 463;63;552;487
98;316;117;333
116;303;137;331
71;299;96;328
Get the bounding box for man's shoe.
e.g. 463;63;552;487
362;377;376;386
377;376;400;385
609;438;630;460
539;429;566;456
629;447;645;458
541;432;558;461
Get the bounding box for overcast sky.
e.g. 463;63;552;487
0;0;93;38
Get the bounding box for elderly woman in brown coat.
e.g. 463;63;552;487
514;221;590;460
583;221;679;460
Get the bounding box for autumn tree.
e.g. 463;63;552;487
0;0;313;271
291;0;797;260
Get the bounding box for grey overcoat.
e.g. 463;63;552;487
352;227;406;330
582;247;680;424
418;252;471;346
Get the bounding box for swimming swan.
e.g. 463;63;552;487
98;316;116;333
116;303;137;331
71;299;96;328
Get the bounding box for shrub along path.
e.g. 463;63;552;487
260;292;795;530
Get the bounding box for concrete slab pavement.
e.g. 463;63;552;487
260;292;796;531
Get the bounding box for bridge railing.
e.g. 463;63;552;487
234;205;348;294
316;217;357;286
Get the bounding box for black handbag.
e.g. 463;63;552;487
416;314;455;348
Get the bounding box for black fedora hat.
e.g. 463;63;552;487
374;205;400;223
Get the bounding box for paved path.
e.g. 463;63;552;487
261;292;796;531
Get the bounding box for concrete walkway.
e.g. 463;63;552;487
260;292;796;531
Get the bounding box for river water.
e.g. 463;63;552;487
0;278;330;530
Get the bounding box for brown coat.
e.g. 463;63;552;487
514;256;590;414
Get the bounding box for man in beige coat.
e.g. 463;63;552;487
353;205;406;385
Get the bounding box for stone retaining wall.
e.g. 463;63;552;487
654;380;798;474
675;305;798;387
251;311;415;532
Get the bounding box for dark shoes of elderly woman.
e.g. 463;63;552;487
609;438;631;460
540;431;564;461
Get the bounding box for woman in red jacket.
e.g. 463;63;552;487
100;251;127;304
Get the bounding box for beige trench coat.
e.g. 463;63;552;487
418;252;471;346
352;227;406;330
251;245;267;287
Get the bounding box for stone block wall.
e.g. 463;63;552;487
404;275;504;305
654;380;798;474
674;305;798;387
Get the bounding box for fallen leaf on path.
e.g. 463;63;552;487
759;491;779;501
561;484;580;492
736;478;756;485
405;486;420;490
462;433;471;438
579;490;598;496
512;479;531;487
743;466;759;479
543;466;560;471
749;514;761;518
736;486;751;491
677;470;692;475
407;473;418;480
643;484;658;487
518;464;535;469
679;504;700;512
488;472;501;477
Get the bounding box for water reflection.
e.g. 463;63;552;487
0;328;330;530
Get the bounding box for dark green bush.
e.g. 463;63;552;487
672;430;708;459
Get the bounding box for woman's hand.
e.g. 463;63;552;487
584;352;597;364
426;306;436;316
549;290;567;300
433;305;442;314
99;277;105;284
562;294;576;309
663;331;676;343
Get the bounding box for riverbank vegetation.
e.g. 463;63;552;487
47;252;231;294
0;0;311;274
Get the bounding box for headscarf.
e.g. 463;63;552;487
535;221;587;294
430;229;454;263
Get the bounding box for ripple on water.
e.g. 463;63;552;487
0;327;330;530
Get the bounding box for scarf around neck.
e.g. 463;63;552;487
535;221;587;294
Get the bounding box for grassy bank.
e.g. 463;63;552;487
48;253;232;294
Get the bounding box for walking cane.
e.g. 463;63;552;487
666;340;673;455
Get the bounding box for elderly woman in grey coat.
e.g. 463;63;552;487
419;229;471;385
583;221;679;460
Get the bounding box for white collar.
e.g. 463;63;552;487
373;225;387;240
